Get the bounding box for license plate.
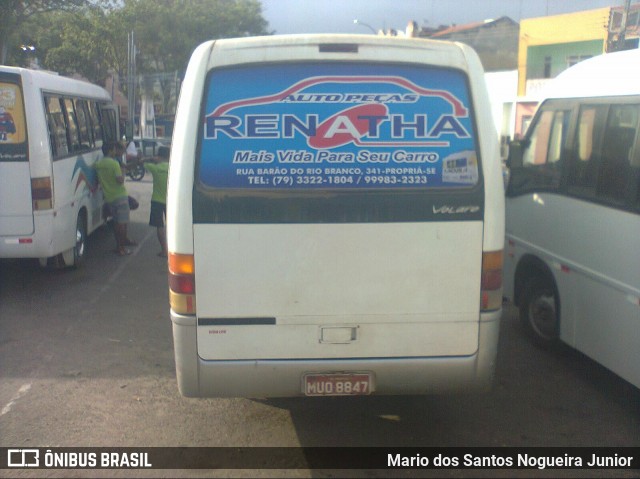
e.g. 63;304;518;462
303;373;373;396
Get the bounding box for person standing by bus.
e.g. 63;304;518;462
95;141;137;256
125;137;140;164
114;141;126;167
144;145;169;258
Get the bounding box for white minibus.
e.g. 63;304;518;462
504;49;640;389
0;67;119;268
167;34;505;397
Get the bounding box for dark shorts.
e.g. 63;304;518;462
149;201;166;228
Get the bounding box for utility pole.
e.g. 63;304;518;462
127;31;137;139
616;0;633;51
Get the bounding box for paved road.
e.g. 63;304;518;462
1;179;639;477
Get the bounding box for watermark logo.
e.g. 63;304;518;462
7;449;39;468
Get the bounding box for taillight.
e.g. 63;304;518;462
481;250;503;312
31;177;53;210
169;253;196;315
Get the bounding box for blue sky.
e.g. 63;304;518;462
261;0;626;35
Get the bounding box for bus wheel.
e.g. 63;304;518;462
61;213;86;268
519;275;559;349
45;253;65;269
71;214;87;268
127;163;145;181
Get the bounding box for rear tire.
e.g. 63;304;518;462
71;213;87;268
43;253;65;269
519;275;560;349
59;213;86;269
128;164;145;181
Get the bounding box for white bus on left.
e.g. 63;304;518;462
0;66;120;268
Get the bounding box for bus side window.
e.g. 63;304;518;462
567;105;607;199
596;104;639;206
45;96;69;159
519;109;568;191
74;99;93;149
523;110;553;167
632;113;640;211
100;107;117;144
45;111;58;158
63;98;81;152
87;101;104;148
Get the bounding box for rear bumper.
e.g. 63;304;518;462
1;213;61;259
170;309;501;398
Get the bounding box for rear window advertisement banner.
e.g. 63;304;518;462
200;64;479;190
0;83;26;144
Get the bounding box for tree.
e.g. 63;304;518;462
120;0;270;113
4;0;272;119
4;0;271;80
0;0;88;64
124;0;271;74
44;7;128;83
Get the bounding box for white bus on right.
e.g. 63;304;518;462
504;49;640;389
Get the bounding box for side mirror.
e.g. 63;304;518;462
506;138;528;169
502;162;510;190
505;138;531;196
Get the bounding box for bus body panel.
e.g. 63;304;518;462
505;194;640;389
0;163;34;235
504;49;640;389
0;66;114;263
0;71;34;237
195;222;483;360
173;310;501;397
168;35;504;397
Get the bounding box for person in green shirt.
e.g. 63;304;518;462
95;141;137;256
144;145;170;257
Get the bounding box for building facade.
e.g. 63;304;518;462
426;17;519;72
518;8;611;97
513;4;640;138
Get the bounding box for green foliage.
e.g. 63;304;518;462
126;0;270;74
0;1;89;64
3;0;271;82
16;7;123;83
